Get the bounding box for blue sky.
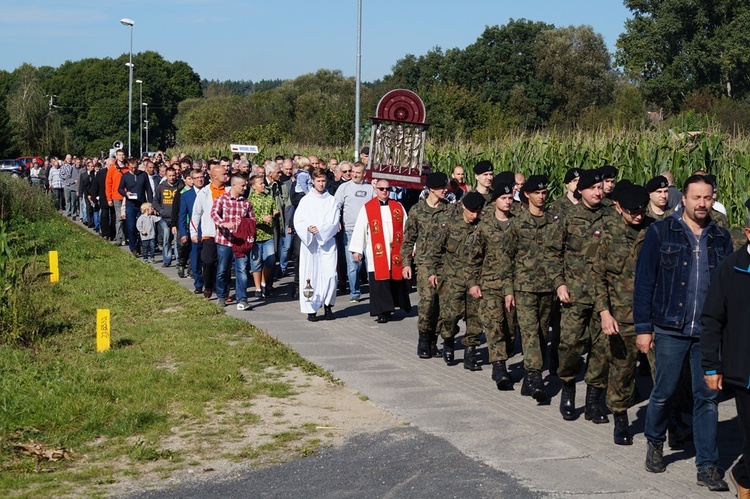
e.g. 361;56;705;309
2;0;631;83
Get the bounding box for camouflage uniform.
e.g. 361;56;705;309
500;209;558;373
475;212;516;363
549;202;611;388
548;195;576;219
592;215;653;413
401;199;454;337
425;209;484;347
646;205;668;221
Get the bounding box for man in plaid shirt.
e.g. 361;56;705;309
211;175;256;310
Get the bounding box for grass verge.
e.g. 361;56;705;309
0;185;334;496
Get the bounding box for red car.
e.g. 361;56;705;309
16;156;43;170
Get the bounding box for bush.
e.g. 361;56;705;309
0;174;55;226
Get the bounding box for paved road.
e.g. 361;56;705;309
94;229;738;499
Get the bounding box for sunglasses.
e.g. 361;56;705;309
376;187;390;191
341;169;352;173
624;208;645;217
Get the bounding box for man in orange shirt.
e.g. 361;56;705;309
105;149;128;245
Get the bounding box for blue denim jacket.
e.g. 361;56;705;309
633;214;732;335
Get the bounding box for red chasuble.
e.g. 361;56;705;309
364;198;404;281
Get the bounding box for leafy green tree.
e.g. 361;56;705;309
617;0;750;110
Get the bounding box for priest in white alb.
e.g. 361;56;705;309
348;178;412;323
293;168;340;321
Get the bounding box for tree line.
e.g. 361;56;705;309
3;1;750;157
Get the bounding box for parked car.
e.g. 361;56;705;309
16;156;43;170
0;159;26;177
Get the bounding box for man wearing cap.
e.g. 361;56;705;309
349;179;412;324
549;168;581;218
401;172;454;358
473;161;494;204
592;184;654;445
646;175;670;220
599;165;618;209
500;175;558;402
360;147;370;167
475;179;517;383
549;169;611;423
426;191;485;368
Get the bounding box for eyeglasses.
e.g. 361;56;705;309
341;169;352;173
376;187;389;191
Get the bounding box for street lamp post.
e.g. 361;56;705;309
135;79;143;157
120;18;134;157
354;0;362;161
143;103;149;155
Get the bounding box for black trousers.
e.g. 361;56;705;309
201;238;218;293
368;273;411;317
733;386;750;488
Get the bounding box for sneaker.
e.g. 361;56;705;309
217;298;226;308
149;258;156;264
350;296;361;303
177;266;185;278
697;466;729;491
193;288;203;294
236;299;250;311
255;289;264;299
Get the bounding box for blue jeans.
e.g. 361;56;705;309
250;239;276;273
142;239;155;260
645;333;719;469
125;203;141;253
279;230;294;272
92;209;100;231
190;239;204;291
216;244;247;301
343;230;365;299
79;196;88;223
159;218;175;265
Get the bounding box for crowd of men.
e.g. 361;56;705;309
29;148;750;496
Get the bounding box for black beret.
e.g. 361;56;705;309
522;175;549;193
360;146;369;155
425;172;448;189
491;181;514;201
462;191;485;212
618;184;650;212
564;168;582;184
611;179;633;202
599;164;618;179
495;171;515;184
473;160;493;175
576;169;603;192
645;175;669;193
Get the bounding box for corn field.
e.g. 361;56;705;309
172;129;750;227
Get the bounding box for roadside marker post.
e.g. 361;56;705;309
49;251;59;282
96;309;111;352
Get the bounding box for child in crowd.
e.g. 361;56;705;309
136;202;161;264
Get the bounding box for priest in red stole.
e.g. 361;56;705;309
348;179;412;323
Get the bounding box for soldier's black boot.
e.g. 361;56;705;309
559;381;576;421
645;440;666;473
520;375;532;396
613;412;633;445
417;333;432;359
463;346;481;371
491;360;512;390
584;385;610;424
430;333;442;357
528;371;548;403
443;338;455;365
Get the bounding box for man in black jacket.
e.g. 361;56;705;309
701;208;750;498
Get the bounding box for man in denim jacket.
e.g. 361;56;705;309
634;174;732;491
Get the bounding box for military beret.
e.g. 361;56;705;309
490;181;514;201
473;160;494;175
645;175;669;193
564;168;582;184
611;179;633;202
425;172;448;189
522;175;549;193
495;171;515;184
462;191;485;212
599;164;618;179
576;169;603;192
617;184;650;212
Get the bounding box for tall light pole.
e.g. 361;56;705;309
135;79;143;157
120;18;134;157
354;0;362;161
143;103;149;155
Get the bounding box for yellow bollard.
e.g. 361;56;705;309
96;309;111;352
49;251;59;283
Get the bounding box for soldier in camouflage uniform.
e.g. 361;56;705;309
426;191;486;369
646;175;670;220
549;169;612;423
599;165;618;211
473;161;494;204
500;175;558;403
401;172;454;359
593;184;654;445
475;179;517;388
